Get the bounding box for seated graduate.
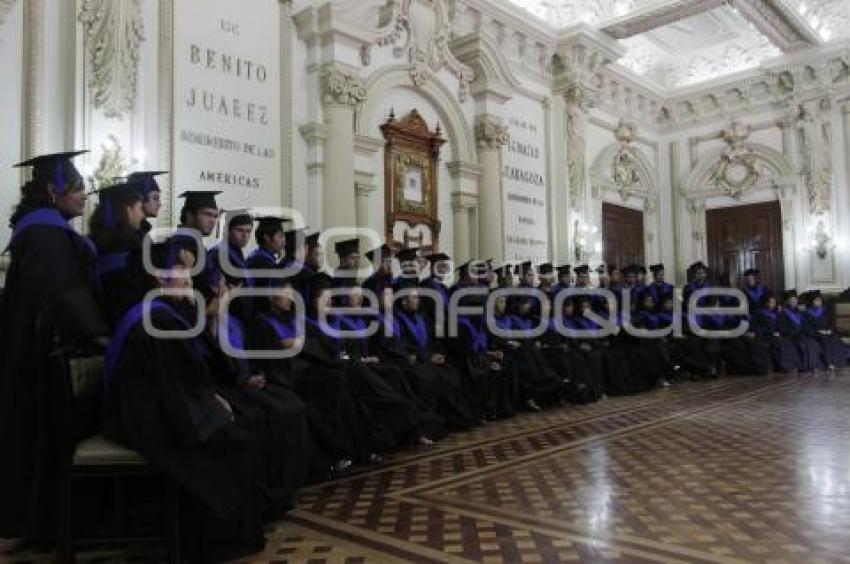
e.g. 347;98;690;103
103;241;268;561
208;211;254;288
246;216;286;273
368;286;447;442
0;151;108;544
362;244;396;304
778;289;824;372
537;263;556;303
448;292;518;421
495;262;515;288
551;264;571;295
741;268;770;314
173;190;222;299
419;252;451;324
721;291;772;376
645;264;674;309
491;293;564;409
304;273;404;463
393;280;477;430
200;273;311;514
682;261;712;311
334;283;434;448
88;182;147;325
803;290;848;370
680;294;726;378
251;274;375;479
752;294;799;373
631;293;675;387
536;295;601;404
124;170;165;241
331;238;360;289
589;296;635;396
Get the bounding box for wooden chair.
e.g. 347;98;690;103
50;345;181;563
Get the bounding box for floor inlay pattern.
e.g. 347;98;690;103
6;374;850;563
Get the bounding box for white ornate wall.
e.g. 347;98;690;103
1;0;850;292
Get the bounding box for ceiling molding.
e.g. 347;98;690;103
600;0;724;40
729;0;815;52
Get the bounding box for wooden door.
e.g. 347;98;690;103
706;201;783;291
602;203;644;270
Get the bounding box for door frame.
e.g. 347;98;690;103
602;202;645;270
705;200;785;290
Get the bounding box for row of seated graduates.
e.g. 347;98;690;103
4;149;847;561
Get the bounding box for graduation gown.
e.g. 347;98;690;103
0;207;107;541
778;308;824;372
394;309;477;430
92;232;143;327
336;314;425;447
204;313;311;513
367;315;446;440
103;300;266;560
493;314;563;406
805;306;849;368
245;247;279;291
720;314;773;376
577;312;636;396
252;312;378;467
752;308;800;373
450;315;517;419
630;309;676;386
538;316;602;403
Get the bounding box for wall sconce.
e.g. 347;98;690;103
573;217;599;262
802;215;836;260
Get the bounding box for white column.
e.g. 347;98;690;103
474;114;509;261
22;0;45;156
354;179;376;232
279;0;294;206
320;63;365;230
452;198;471;263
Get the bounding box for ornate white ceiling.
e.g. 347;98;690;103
616;6;782;89
788;0;850;42
507;0;843;89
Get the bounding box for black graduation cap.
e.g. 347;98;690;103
743;268;760;276
306;231;321;248
607;264;618;275
334;238;360;258
557;264;572;275
596;264;606;274
14;150;88;194
517;261;533;275
284;228;306;251
427;252;450;264
149;240;187;270
396;247;419;263
649;263;665;274
126;170;166;199
573;264;590;275
256;215;289;231
226;211;253;228
689;261;708;272
807;290;823;301
636;265;647;275
538;263;554;275
781;289;797;301
366;244;393;262
90;182;138;200
394;277;420;291
178;190;221;211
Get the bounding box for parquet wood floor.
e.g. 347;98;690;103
5;373;850;563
